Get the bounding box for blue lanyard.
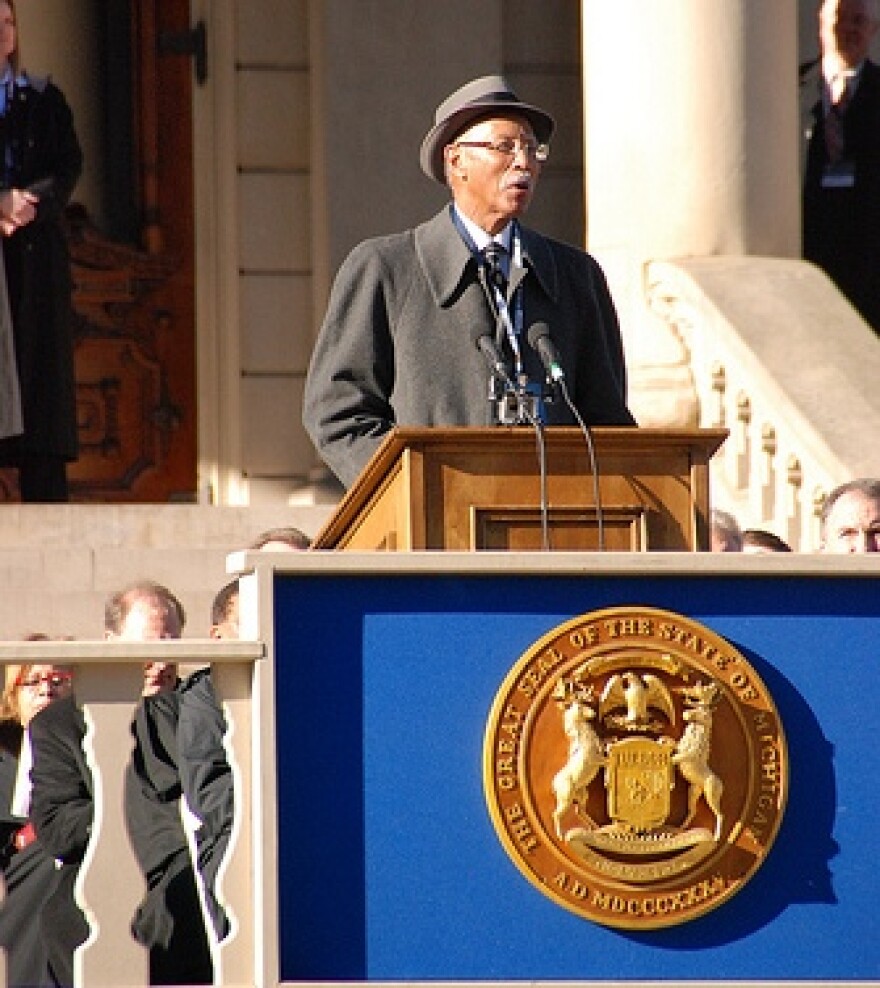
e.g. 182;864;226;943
490;233;525;374
452;208;526;374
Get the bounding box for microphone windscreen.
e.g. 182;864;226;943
527;321;551;348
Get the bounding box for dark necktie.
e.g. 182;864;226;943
825;77;851;163
483;242;508;298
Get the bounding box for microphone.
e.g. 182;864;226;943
472;327;516;388
472;326;552;547
527;321;565;384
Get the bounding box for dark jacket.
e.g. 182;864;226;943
126;690;214;985
803;58;880;331
0;721;59;988
303;206;636;487
0;720;25;860
0;73;83;464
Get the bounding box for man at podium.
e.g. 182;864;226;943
303;74;636;489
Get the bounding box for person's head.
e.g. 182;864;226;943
210;579;240;640
742;529;793;554
104;580;185;694
420;76;554;235
819;478;880;552
818;0;880;70
249;526;311;551
710;508;743;552
0;1;19;76
1;650;73;729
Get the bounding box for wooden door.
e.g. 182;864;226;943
66;0;198;502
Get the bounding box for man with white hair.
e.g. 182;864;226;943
802;0;880;332
819;478;880;552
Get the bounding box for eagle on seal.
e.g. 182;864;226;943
599;671;675;729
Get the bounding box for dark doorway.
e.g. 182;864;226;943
64;0;198;502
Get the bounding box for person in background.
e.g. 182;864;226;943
103;578;184;694
0;653;73;987
104;580;215;985
303;74;635;489
210;579;239;640
248;526;311;551
709;508;744;552
819;477;880;552
802;0;880;333
0;0;83;500
742;529;793;553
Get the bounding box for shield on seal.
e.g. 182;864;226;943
606;737;674;831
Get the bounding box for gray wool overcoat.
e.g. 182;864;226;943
303;206;636;488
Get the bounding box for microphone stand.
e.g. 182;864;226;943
476;262;551;550
527;321;605;552
557;379;605;553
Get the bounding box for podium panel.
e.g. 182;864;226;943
312;427;726;551
266;554;879;985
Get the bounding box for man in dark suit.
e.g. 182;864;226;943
803;0;880;332
303;75;636;489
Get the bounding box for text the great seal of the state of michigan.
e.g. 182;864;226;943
483;606;788;929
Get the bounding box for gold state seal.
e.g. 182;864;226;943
483;606;787;929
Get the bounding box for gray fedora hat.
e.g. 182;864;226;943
419;74;555;185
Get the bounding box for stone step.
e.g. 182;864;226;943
0;503;338;640
0;503;335;548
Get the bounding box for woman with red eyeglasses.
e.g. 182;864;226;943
0;652;72;987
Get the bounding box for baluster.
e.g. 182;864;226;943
783;457;803;551
75;663;149;987
760;425;777;522
734;393;751;491
211;661;254;986
810;484;828;553
710;362;726;429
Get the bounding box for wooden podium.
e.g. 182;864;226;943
311;426;726;551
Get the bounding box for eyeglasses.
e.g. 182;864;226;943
17;672;73;690
454;138;550;162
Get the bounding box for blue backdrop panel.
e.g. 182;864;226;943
273;570;878;982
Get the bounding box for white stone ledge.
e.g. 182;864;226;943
230;548;880;578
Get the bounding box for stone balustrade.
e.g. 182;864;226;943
645;257;880;550
0;637;267;988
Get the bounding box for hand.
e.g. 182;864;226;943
0;187;38;233
142;661;178;696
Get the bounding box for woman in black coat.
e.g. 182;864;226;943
0;659;74;987
0;0;82;501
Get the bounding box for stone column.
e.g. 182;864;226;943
310;0;503;309
582;0;799;425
